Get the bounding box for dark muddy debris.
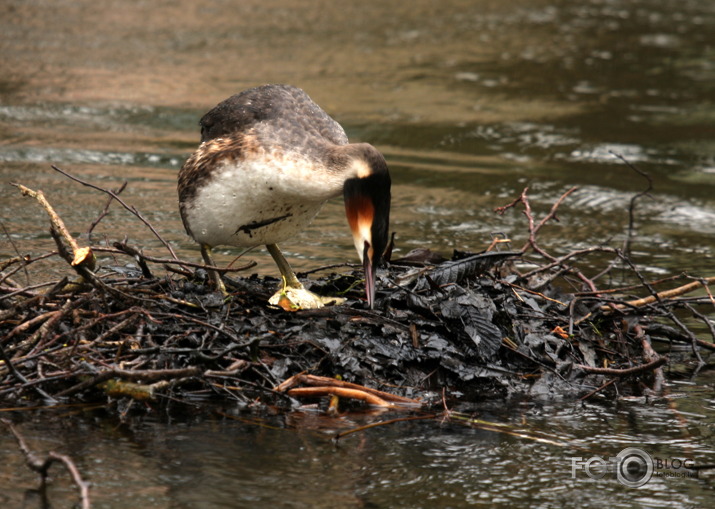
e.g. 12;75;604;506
1;174;713;416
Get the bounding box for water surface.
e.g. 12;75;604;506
1;377;713;508
1;0;714;507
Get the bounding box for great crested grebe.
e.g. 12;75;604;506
178;84;391;309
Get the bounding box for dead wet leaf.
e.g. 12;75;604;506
439;287;503;360
423;251;521;287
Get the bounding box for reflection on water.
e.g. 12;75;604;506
1;0;714;507
1;379;713;508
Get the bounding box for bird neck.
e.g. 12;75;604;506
327;143;389;181
339;143;391;268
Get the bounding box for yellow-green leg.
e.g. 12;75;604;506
200;244;227;295
266;244;301;288
265;243;344;310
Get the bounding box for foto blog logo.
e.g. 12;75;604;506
570;447;697;488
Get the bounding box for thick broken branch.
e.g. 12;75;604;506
602;276;715;312
11;183;95;270
275;373;421;406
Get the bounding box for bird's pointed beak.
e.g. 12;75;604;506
362;241;376;308
345;193;382;308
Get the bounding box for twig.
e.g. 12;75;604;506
579;378;617;401
88;181;127;241
1;419;90;509
0;342;58;403
618;252;704;363
684;304;715;346
51;164;180;261
609;151;653;258
275;373;421;405
573;274;684;296
0;253;60;294
97;244;256;273
54;366;203;398
25;298;83;356
1;309;60;345
53;307;150;349
520;246;618;282
299;262;354;276
495;186;598;293
502;281;567;307
287;386;396;407
111;242;153;278
576;356;667;376
1;222;31;286
601;276;715;312
334;414;438;441
635;324;664;393
494;186;578;259
530;186;579;246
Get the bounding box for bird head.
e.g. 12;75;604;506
342;144;391;308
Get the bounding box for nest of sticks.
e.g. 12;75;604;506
1;164;713;415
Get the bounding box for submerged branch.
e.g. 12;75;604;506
576;356;667;376
1;419;90;509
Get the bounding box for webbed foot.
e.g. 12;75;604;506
268;279;345;311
